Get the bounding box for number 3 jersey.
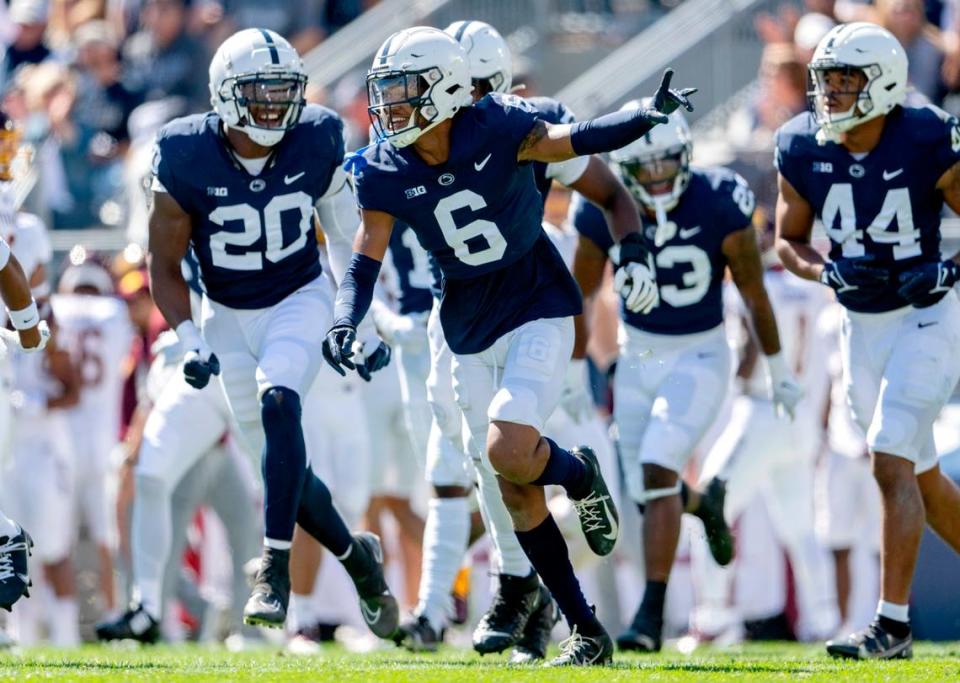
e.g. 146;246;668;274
152;104;345;309
352;92;582;355
775;106;960;313
573;167;753;335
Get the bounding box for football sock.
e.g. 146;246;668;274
877;600;910;637
260;386;308;545
0;509;18;537
516;514;603;636
639;580;667;625
296;469;353;558
289;592;317;632
131;473;169;620
48;596;81;647
532;438;589;498
417;496;471;631
475;462;532;577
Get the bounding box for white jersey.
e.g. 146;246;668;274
51;294;134;460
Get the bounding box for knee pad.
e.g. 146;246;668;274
260;386;302;429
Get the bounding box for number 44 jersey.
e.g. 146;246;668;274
352;92;582;355
775;105;960;313
152;105;345;309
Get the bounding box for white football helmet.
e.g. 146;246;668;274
209;28;307;147
367;27;472;148
808;22;907;142
609;98;692;215
444;20;512;96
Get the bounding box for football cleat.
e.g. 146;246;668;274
243;546;291;628
473;571;542;655
546;626;614;666
95;604;160;644
569;447;620;556
395;614;443;652
826;618;913;660
510;585;559;663
617;609;663;653
0;526;32;611
696;478;735;566
350;532;400;640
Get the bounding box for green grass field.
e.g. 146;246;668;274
1;642;958;682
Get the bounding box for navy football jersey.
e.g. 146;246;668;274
153;105;344;309
353;92;582;354
573;167;754;335
775;106;960;313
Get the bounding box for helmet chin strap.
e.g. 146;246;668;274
651;196;675;247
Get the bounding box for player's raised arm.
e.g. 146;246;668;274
0;236;49;351
322;208;395;375
516;69;696;164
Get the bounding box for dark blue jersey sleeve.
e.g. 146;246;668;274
477;92;541;158
707;168;756;237
570;193;614;254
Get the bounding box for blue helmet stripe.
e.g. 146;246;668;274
259;29;280;65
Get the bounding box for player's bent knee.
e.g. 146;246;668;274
260;386;302;429
871;451;916;492
487;421;541;483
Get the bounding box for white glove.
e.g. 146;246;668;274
560;358;594;423
614;261;659;314
765;351;803;421
372;306;428;352
0;320;51;353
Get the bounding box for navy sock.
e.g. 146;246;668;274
296;468;353;558
516;514;602;635
531;438;589;497
260;387;308;543
639;580;667;624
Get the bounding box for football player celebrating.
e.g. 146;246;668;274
394;20;642;662
572;103;800;652
325;26;694;665
143;29;398;637
775;22;960;659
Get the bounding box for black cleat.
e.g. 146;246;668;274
350;532;400;640
243;546;290;628
695;478;734;566
0;525;31;611
395;613;443;652
826;618;913;660
510;585;559;663
546;626;614;666
569;447;619;556
473;571;542;655
95;604;160;644
617;609;662;652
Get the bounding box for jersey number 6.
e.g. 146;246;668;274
434;190;508;267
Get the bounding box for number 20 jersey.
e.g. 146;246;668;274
775;105;960;313
152;105;345;309
352;93;582;355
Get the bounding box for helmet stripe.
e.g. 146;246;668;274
378;34;396;65
454;20;473;43
259;29;280;65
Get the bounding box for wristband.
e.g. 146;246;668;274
0;237;9;271
765;351;788;383
8;300;39;330
175;320;203;351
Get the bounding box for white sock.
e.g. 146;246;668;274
48;596;80;647
416;496;471;631
289;592;317;633
877;600;909;623
131;474;170;620
0;509;18;537
475;462;531;578
264;538;292;551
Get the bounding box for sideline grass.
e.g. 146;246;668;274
1;641;958;682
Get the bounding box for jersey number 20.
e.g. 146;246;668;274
208;191;313;270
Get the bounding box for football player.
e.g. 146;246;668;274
775;22;960;659
572;103;801;652
325;26;695;665
393;20;641;662
144;29;398;637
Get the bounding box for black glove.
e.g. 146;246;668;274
183;352;220;390
651;68;697;116
356;339;392;382
819;258;889;304
322;324;357;376
897;260;960;308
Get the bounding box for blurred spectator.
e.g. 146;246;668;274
2;0;54;82
48;0;108;49
122;0;208;110
197;0;326;54
876;0;944;102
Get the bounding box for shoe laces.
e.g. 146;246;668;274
573;492;611;533
557;626;585;660
0;536;27;582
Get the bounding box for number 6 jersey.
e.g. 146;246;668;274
152;105;345;309
775;105;960;313
351;92;582;355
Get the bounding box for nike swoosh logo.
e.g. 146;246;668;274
883;169;903;181
679;226;701;239
474;153;492;171
601;499;619;541
284;172;306;185
918;321;938;328
360;601;382;624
